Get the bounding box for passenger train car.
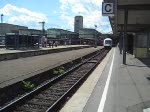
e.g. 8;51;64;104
103;38;112;49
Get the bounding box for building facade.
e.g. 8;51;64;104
79;28;101;39
79;28;102;45
19;29;42;36
0;23;28;35
47;28;79;45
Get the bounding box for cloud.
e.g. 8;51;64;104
53;11;57;14
0;4;48;29
59;0;112;33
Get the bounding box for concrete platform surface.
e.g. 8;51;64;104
59;47;150;112
0;46;102;88
0;45;88;54
0;45;91;61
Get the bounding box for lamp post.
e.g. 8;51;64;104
66;29;71;45
0;14;4;36
94;25;97;48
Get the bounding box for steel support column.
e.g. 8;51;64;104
123;8;128;64
119;25;123;54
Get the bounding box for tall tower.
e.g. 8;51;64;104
74;16;83;33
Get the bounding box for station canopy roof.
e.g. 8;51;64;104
104;0;150;35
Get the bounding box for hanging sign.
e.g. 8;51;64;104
102;2;114;16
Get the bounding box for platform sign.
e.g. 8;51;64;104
102;2;114;16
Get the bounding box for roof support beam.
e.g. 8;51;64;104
118;4;150;10
117;24;150;27
123;8;128;64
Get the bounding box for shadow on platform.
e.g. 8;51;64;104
138;58;150;68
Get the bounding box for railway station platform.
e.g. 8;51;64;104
60;47;150;112
0;46;102;89
0;45;91;61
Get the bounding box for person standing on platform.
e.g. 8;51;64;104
41;36;45;47
44;37;47;47
49;41;52;48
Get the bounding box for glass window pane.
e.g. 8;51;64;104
137;34;147;47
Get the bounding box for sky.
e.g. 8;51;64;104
0;0;112;34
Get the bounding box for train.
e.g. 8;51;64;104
103;38;112;49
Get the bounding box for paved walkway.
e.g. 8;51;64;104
60;47;150;112
0;46;102;88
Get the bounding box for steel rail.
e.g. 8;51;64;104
0;48;107;112
46;49;107;112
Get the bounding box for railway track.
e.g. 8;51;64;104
0;48;109;112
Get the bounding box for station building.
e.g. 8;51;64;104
18;29;42;36
105;0;150;59
0;23;28;35
79;28;102;45
0;23;43;49
47;28;79;45
0;23;43;36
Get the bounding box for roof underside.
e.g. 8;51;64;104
104;0;150;35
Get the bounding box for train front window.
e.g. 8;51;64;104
105;40;111;44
